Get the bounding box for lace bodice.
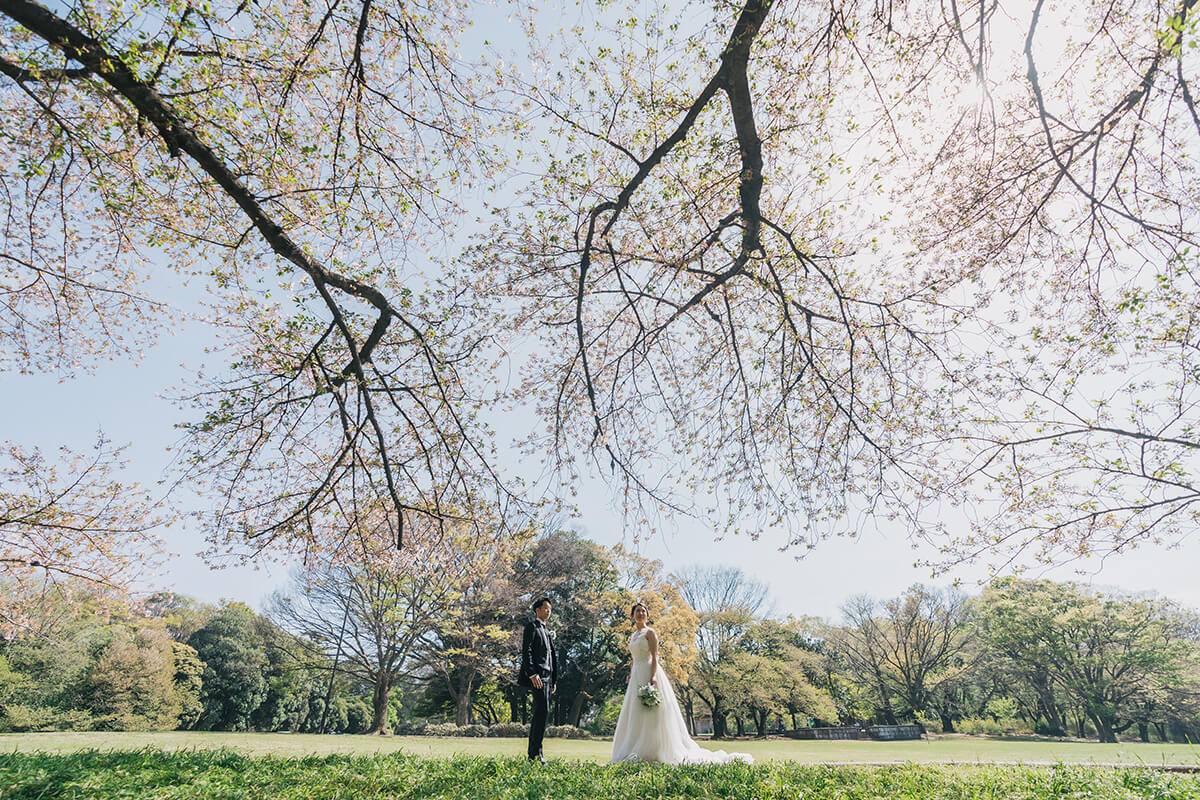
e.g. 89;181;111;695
629;628;652;662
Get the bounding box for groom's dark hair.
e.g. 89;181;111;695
533;597;552;611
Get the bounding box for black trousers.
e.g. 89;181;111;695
527;677;552;759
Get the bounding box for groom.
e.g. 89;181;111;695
518;597;558;763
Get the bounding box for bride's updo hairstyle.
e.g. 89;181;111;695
630;602;650;622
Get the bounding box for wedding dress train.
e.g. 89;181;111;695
610;628;753;764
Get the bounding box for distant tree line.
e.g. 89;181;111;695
0;588;375;734
832;579;1200;743
2;532;1198;743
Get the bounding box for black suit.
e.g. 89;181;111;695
518;618;557;759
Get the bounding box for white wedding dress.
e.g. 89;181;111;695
610;627;753;764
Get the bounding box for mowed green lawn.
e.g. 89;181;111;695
2;731;1198;767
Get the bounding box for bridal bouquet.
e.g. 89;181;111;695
637;683;661;708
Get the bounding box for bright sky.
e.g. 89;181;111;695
6;333;1200;623
5;0;1200;623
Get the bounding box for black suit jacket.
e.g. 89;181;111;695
517;619;558;689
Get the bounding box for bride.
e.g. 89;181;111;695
610;602;753;764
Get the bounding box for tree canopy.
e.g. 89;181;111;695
0;0;1198;593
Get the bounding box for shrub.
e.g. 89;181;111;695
1034;720;1067;737
0;705;62;732
1000;718;1033;735
487;722;529;737
57;710;100;731
0;706;97;732
92;712;167;732
985;698;1020;720
957;717;1032;736
422;723;488;737
546;724;591;739
422;722;460;737
586;697;622;736
344;699;372;734
914;711;942;734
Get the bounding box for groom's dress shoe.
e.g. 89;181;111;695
529;755;548;764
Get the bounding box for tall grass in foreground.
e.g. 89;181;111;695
2;750;1199;799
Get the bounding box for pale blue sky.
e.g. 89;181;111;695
6;328;1200;622
5;0;1199;622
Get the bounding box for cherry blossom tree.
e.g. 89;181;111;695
0;0;519;572
0;438;162;633
478;0;1200;566
2;0;1199;583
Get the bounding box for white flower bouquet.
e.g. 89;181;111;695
637;682;661;708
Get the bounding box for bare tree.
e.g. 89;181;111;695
675;564;769;737
266;518;503;734
269;562;426;734
836;585;972;726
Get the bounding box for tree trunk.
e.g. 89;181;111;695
874;675;899;725
1033;679;1065;736
568;689;587;727
712;709;728;738
1046;704;1065;736
1138;723;1149;743
368;678;393;735
455;688;472;726
1089;710;1117;743
509;695;521;723
568;667;597;727
697;687;728;738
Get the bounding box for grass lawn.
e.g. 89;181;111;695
3;749;1200;800
2;731;1199;766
